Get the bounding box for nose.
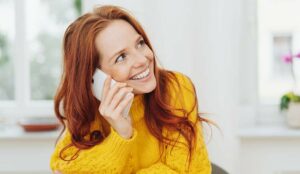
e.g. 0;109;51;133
131;51;148;68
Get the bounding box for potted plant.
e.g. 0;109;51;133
280;52;300;128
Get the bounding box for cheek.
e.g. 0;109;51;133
111;67;130;82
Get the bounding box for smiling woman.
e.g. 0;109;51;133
50;5;211;173
96;20;157;94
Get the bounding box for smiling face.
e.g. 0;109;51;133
95;20;157;94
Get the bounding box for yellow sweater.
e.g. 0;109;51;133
50;72;211;173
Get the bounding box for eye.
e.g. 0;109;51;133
137;39;145;48
115;53;126;63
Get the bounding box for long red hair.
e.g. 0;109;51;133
54;5;207;164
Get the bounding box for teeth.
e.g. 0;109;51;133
132;68;150;80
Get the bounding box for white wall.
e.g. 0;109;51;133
0;129;57;174
239;137;300;174
191;1;241;173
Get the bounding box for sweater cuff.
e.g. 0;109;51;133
100;127;137;160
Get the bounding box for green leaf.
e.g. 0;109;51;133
280;95;290;111
280;92;300;111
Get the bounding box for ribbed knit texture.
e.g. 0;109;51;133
50;72;211;173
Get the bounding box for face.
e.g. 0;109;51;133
95;20;157;94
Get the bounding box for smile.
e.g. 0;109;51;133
131;68;150;80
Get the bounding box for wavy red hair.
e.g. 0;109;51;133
54;5;208;164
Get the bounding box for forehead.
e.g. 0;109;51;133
95;20;139;58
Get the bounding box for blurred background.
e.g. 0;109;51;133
1;0;300;173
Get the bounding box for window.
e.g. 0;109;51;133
258;0;300;105
26;0;79;100
0;0;15;100
0;0;80;117
238;0;300;124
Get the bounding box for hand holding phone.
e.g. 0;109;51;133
92;68;134;139
91;68;133;119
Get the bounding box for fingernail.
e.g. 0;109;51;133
127;93;133;98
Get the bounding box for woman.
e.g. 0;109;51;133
50;5;211;173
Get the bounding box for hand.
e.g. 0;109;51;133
98;76;134;139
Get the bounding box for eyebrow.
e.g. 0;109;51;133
108;35;143;63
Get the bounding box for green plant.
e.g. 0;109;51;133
280;92;300;111
280;52;300;111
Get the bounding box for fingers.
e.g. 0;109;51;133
100;76;112;101
97;80;134;138
99;82;127;115
102;82;127;107
109;87;133;110
113;92;134;116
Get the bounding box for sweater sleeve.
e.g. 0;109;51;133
50;127;137;174
136;72;211;174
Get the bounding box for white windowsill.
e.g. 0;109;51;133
238;124;300;139
0;125;61;140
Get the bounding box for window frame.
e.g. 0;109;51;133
0;0;55;119
238;0;285;126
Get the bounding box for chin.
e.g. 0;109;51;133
133;81;157;94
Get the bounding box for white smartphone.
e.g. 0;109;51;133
92;68;133;117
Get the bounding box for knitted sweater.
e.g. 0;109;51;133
50;72;211;173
